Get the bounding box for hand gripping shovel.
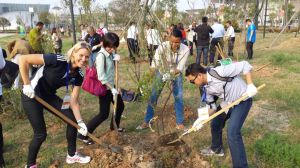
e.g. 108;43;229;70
34;96;102;144
167;84;266;145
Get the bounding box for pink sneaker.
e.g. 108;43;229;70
25;165;37;168
66;152;91;164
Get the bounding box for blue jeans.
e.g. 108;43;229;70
144;72;184;124
89;52;97;67
211;98;252;168
196;46;209;65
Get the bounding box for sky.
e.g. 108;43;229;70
1;0;207;12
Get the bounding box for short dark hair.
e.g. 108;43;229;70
36;22;44;26
226;20;232;25
202;16;208;23
103;32;120;48
129;22;136;26
245;19;252;23
170;28;182;39
185;63;207;76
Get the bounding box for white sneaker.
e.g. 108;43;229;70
66;152;91;164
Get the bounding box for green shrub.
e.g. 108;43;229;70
254;133;300;168
1;89;25;119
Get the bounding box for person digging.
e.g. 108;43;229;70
136;29;190;130
185;61;257;168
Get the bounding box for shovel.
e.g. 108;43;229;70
167;84;266;144
34;96;102;145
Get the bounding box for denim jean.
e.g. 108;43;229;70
88;52;97;67
196;46;209;65
144;72;184;124
210;98;252;168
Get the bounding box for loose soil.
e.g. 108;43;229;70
49;105;210;168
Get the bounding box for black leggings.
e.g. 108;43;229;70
0;123;4;166
21;94;77;166
87;90;124;134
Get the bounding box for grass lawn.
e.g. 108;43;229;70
0;31;299;168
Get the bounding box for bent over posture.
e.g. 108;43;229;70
20;42;92;168
185;61;257;168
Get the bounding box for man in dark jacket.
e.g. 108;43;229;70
194;17;214;66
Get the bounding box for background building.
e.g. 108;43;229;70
0;3;50;30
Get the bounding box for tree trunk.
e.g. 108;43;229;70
69;0;76;45
254;0;265;28
284;0;288;26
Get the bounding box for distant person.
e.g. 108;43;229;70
225;20;235;57
60;26;65;36
194;16;214;66
127;22;139;63
177;22;187;45
80;24;88;41
96;23;108;37
84;26;103;67
28;22;44;53
246;19;256;59
146;22;161;65
67;25;71;37
51;28;62;54
186;22;196;56
20;42;92;167
210;18;225;65
19;25;26;38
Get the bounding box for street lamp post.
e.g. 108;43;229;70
29;7;34;29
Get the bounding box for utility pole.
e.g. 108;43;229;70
69;0;76;45
263;0;268;38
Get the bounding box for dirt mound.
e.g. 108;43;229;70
81;132;210;168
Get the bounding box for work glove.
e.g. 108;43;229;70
23;84;35;99
193;107;209;131
92;46;98;51
162;73;171;82
192;118;204;131
77;120;88;136
244;83;257;97
111;88;119;96
113;54;120;61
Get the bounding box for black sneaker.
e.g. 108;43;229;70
77;134;94;145
200;147;224;157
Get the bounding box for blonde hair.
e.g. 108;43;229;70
66;42;91;63
87;26;95;33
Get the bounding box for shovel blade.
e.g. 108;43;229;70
158;132;183;146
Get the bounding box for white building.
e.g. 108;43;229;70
0;3;50;30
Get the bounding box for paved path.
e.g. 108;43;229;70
0;33;15;38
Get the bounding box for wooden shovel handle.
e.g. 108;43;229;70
201;84;266;125
34;96;101;145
